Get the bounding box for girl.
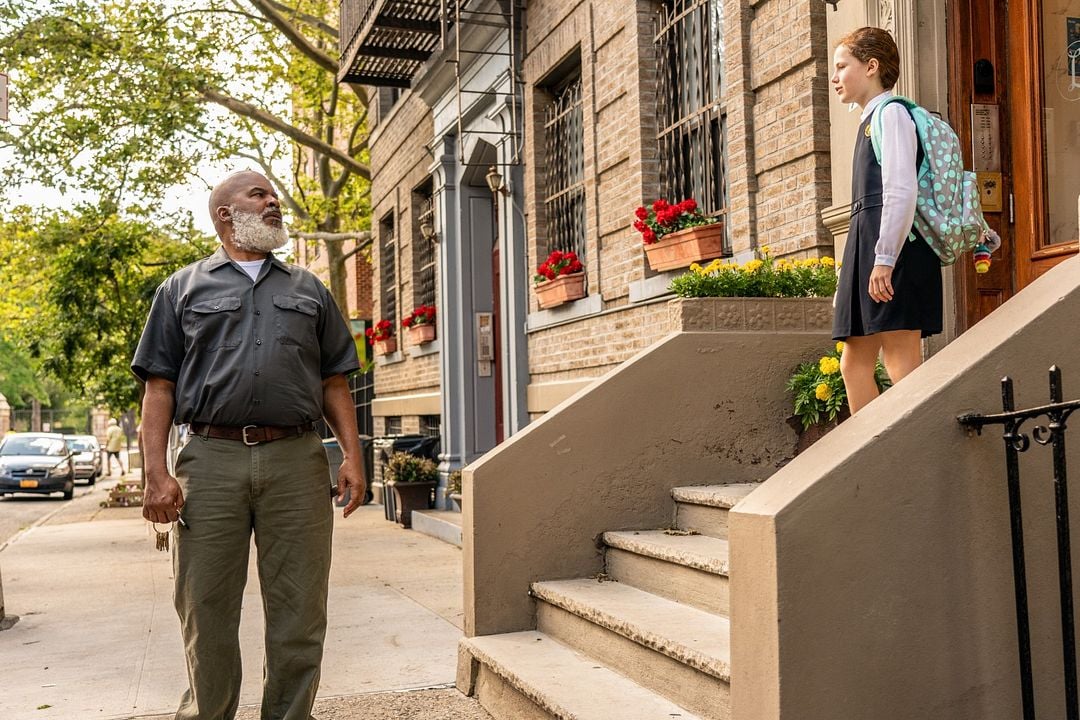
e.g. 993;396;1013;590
830;27;941;413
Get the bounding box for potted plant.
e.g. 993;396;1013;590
402;304;437;344
786;342;891;453
365;319;396;356
634;197;725;272
446;469;462;512
534;250;585;309
669;248;838;299
384;451;439;528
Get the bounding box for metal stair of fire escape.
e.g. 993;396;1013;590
462;482;759;720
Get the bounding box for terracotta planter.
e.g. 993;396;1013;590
374;337;397;356
787;407;850;454
409;324;436;344
644;222;725;272
389;480;437;528
535;272;586;309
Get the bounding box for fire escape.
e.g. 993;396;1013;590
338;0;524;166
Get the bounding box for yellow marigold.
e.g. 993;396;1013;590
760;245;771;255
821;257;836;267
705;259;723;273
819;356;841;375
815;383;832;401
742;259;764;273
806;257;821;267
690;262;703;275
835;341;845;354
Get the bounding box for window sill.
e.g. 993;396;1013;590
376;351;405;367
629;271;679;303
527;294;604;332
407;339;441;358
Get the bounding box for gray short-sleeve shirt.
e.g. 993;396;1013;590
132;246;359;426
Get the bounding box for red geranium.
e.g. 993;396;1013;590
633;197;716;245
402;304;436;328
365;319;394;344
534;250;584;285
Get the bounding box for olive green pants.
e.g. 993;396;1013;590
171;431;333;720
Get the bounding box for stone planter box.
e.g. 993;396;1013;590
374;338;397;356
409;324;436;345
644;223;725;272
389;480;437;528
534;272;586;309
667;296;834;334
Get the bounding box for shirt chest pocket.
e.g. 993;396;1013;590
185;296;243;351
273;294;319;347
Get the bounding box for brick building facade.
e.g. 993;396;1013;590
341;0;836;498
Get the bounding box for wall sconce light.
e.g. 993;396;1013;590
420;219;437;242
823;0;838;9
485;165;510;196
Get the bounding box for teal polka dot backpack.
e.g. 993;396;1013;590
870;95;1001;272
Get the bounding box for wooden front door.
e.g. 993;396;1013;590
951;0;1080;330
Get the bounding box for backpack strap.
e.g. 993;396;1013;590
869;95;919;164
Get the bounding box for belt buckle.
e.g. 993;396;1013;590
242;425;261;446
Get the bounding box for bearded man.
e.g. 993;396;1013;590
131;170;366;720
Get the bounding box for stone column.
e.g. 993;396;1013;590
0;393;10;437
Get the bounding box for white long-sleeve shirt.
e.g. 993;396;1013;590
861;91;919;267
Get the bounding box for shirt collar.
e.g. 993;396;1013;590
860;90;894;121
206;244;293;275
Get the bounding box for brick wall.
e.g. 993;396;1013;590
369;90;441;406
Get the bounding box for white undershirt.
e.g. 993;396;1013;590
235;259;265;281
861;91;919;267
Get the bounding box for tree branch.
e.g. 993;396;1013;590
199;87;370;180
261;0;338;38
247;0;336;74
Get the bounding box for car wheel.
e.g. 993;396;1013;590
87;472;96;486
62;481;74;500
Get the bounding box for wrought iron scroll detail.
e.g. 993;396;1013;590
958;365;1080;720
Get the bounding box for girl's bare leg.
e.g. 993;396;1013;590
879;329;923;383
840;335;883;414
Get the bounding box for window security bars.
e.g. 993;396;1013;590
415;191;437;308
384;416;403;435
380;214;398;327
420;414;441;438
958;366;1080;720
542;76;587;263
656;0;727;238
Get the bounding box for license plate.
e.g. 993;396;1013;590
20;479;39;488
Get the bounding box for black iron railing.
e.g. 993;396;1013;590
958;366;1080;720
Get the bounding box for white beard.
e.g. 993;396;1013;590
230;208;288;253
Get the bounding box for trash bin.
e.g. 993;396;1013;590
323;435;375;508
374;434;441;522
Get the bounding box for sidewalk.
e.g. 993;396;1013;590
0;478;488;720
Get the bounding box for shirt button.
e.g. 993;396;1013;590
254;400;261;404
255;310;261;316
254;370;260;376
256;339;262;345
213;305;220;310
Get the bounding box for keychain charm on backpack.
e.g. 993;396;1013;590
973;243;992;274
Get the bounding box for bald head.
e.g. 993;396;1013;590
208;171;277;234
207;171;286;256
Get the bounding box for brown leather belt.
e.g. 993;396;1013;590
189;422;317;446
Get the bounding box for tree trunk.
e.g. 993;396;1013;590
320;215;351;318
31;397;41;432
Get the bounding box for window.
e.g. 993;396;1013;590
420;415;441;438
380;212;397;326
373;87;403;129
384;416;402;435
413;180;437;309
656;0;727;234
541;63;587;265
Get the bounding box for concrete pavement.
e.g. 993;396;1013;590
0;480;488;720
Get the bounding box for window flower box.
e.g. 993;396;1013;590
403;305;436;344
534;250;586;309
366;319;395;356
409;324;436;344
634;198;725;272
374;338;397;356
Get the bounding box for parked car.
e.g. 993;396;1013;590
0;432;76;500
64;434;102;484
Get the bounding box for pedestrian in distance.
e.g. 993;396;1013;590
830;27;943;413
132;170;366;720
105;418;125;476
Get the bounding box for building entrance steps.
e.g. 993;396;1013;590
459;482;759;719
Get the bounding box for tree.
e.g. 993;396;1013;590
0;203;215;412
0;0;373;315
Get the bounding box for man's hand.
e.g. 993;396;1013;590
143;471;185;525
868;264;895;303
337;457;367;519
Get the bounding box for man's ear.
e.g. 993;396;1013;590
215;205;232;224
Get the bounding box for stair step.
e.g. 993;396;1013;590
603;531;730;615
671;483;759;539
463;631;703;720
532;579;731;681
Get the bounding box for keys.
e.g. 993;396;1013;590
153;523;172;552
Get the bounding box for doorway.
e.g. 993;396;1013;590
950;0;1080;330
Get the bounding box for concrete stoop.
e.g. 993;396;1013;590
458;483;757;720
412;509;463;547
